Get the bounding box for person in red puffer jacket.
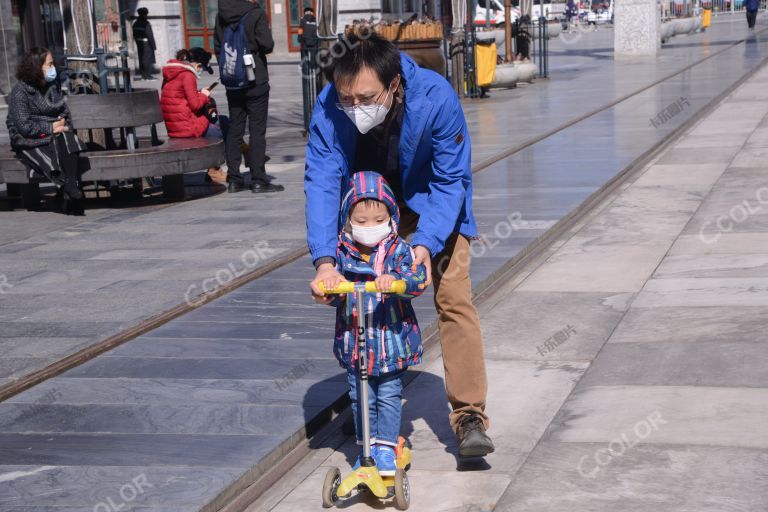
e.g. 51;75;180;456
161;49;227;182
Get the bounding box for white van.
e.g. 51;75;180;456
586;0;614;23
475;0;522;26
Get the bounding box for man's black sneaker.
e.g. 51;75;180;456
228;182;248;193
251;182;285;193
456;414;495;457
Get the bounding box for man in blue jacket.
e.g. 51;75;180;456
305;32;494;457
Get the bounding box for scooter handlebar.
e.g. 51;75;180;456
318;280;407;295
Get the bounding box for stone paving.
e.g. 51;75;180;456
0;18;767;512
245;48;768;512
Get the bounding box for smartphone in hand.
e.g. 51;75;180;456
208;81;219;90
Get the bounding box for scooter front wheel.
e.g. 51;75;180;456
322;467;342;508
393;468;410;510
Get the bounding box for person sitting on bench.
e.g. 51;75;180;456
5;47;87;215
160;48;228;184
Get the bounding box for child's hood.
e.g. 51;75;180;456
340;171;400;231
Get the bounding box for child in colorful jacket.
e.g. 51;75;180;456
317;171;428;476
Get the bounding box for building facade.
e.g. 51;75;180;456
0;0;449;97
178;0;314;59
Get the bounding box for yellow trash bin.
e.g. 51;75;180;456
475;41;498;88
702;8;712;28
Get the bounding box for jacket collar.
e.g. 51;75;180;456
164;61;198;74
19;81;45;95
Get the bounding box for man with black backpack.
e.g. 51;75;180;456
214;0;284;193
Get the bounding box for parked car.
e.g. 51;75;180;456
587;0;613;23
587;7;612;23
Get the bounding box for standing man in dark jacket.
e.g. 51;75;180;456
299;7;319;51
214;0;284;193
132;7;157;80
745;0;760;28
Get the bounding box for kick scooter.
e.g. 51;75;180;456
319;280;412;510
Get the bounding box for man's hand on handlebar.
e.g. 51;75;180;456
310;262;346;305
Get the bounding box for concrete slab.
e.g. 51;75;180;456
577;340;768;387
653;252;768;278
495;442;768;512
270;467;512;512
608;306;768;344
479;292;629;361
549;385;768;449
516;243;671;293
632;277;768;307
669;233;768;254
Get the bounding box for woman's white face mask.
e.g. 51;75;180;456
350;220;391;247
342;88;392;135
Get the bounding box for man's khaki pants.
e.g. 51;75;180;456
399;207;489;434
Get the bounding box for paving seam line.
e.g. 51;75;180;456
206;41;768;512
2;28;761;404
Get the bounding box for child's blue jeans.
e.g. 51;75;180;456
347;369;406;447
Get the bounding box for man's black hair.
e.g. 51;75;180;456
324;32;402;89
304;6;313;12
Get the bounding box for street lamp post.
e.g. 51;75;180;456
505;0;512;61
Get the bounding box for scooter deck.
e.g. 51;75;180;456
337;443;411;499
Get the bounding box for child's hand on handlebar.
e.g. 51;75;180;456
375;274;396;295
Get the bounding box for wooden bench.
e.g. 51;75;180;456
0;89;224;210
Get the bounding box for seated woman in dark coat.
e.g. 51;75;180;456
5;47;86;214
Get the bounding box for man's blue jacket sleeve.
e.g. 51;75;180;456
410;91;471;257
304;112;344;263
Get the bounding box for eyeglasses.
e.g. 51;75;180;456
335;86;388;110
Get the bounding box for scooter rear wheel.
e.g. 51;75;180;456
322;467;341;508
393;468;410;510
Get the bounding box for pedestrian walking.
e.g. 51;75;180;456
214;0;284;193
306;32;495;458
746;0;760;28
132;8;157;80
566;0;576;27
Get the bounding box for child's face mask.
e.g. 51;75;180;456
350;220;391;247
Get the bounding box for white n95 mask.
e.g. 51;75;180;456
343;89;391;134
350;220;391;247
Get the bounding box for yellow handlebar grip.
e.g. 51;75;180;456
318;282;355;294
319;280;407;295
369;280;406;294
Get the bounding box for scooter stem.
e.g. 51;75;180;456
356;286;373;462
